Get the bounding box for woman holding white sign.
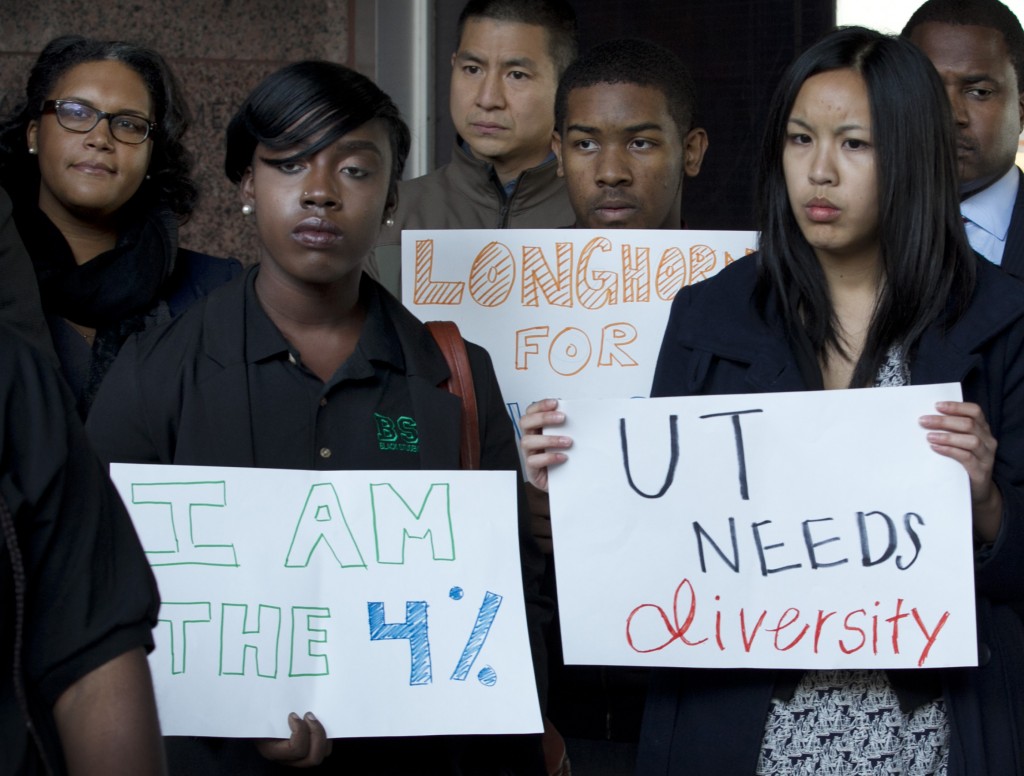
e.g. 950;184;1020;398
521;26;1024;775
88;61;550;774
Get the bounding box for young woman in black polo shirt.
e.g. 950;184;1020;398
87;61;548;774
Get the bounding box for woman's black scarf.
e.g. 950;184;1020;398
16;195;178;329
11;190;180;416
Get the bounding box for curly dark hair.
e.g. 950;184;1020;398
0;35;198;220
555;38;698;139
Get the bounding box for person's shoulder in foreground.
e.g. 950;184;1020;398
0;187;54;361
0;323;164;776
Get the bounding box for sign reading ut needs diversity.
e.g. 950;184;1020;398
402;229;757;427
550;385;978;670
109;465;540;738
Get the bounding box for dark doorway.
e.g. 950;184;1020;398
431;0;835;230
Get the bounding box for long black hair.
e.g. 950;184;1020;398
225;60;411;214
756;26;975;388
0;35;197;219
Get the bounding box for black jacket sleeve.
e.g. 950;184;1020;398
1;325;159;772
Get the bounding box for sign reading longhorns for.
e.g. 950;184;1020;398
401;229;757;430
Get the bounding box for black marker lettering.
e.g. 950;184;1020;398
619;415;679;499
699;409;763;500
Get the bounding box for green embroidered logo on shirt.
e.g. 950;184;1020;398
375;413;419;453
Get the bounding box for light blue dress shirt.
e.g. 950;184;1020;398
961;165;1020;266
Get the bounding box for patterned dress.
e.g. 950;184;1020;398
756;346;950;775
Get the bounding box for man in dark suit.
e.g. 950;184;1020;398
904;0;1024;277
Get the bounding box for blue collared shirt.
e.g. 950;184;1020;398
962;165;1020;266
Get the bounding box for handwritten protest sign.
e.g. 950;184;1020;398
549;385;978;670
109;465;540;738
402;229;756;430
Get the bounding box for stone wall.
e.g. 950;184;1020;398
0;0;355;263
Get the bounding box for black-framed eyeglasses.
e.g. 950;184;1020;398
41;99;157;145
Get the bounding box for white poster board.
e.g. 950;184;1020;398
402;229;756;430
109;464;541;738
549;385;978;670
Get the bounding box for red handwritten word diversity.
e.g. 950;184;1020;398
625;578;950;667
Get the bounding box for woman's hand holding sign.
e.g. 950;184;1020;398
256;712;332;768
519;399;573;492
920;400;1002;543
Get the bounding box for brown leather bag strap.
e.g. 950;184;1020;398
426;321;480;470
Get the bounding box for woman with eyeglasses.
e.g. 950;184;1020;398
0;35;240;417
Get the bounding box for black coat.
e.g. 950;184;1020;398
639;255;1024;776
1;325;158;776
0;187;53;361
1000;168;1024;282
5;188;241;418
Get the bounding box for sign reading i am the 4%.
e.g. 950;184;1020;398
110;465;542;739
